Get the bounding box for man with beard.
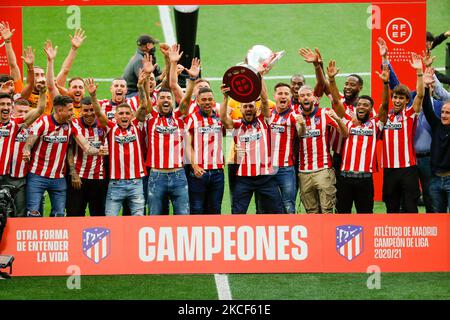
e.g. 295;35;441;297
85;69;149;216
66;91;109;217
25;41;59;115
296;85;348;214
0;90;46;217
380;53;425;213
327;61;389;213
22;95;107;217
269;83;306;213
66;77;85;117
101;53;158;120
324;67;365;176
123;34;162;98
185;87;225;214
220;74;284;215
144;87;191;215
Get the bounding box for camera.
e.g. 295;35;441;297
0;185;16;280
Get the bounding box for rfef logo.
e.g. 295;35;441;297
82;227;111;264
386;18;412;45
336;225;364;261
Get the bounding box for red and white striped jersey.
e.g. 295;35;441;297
269;108;298;167
29;115;79;178
185;110;224;170
10;120;30;178
341;117;384;173
330;98;377;154
72;118;107;179
233;114;273;177
382;106;418;169
298;108;339;172
144;110;185;169
106;119;146;179
0;117;25;176
100;96;140;120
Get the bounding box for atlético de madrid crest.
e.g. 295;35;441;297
82;227;111;264
336;225;364;261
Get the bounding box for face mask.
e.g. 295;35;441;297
149;47;156;55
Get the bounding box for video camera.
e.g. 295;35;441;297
0;185;16;279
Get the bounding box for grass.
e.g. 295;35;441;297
1;272;448;300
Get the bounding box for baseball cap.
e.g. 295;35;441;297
137;34;159;46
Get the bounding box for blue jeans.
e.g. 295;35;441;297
26;173;66;217
232;174;283;214
273;166;297;213
188;169;224;214
416;156;434;213
429;175;450;213
105;178;145;216
147;169;189;215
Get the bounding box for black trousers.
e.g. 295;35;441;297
383;166;420;213
336;175;374;214
66;176;108;216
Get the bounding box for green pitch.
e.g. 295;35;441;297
2;0;448;300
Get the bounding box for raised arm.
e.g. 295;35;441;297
430;69;450;101
326;60;345;118
178;57;201;116
259;76;270;119
422;87;440;129
84;77;108;127
377;37;400;90
43;40;59;99
56;28;87;87
20;46;36;99
0;21;21;81
219;84;234;129
375;64;390;124
168;43;186;105
24;85;47;126
299;48;326;98
135;68;149;122
410;52;424;114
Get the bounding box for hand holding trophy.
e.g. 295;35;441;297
223;45;284;103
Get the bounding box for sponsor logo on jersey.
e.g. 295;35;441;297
385;121;403;130
156;125;178;134
301;129;321;138
114;135;137;144
0;129;11;137
89;140;103;148
43;135;68;143
270;124;286;133
350;127;374;136
239;131;262;142
198;125;222;134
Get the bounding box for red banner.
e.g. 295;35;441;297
370;0;426;200
0;7;22;77
0;214;448;276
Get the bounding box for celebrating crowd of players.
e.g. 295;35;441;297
0;22;449;217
